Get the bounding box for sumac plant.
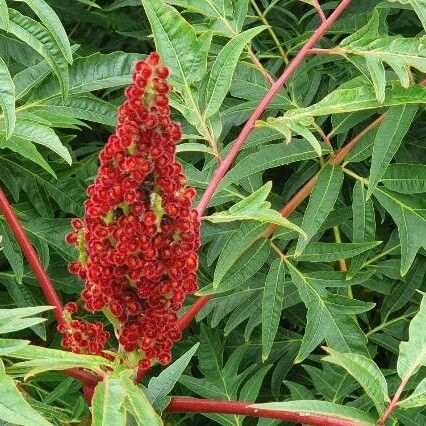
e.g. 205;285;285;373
0;1;425;425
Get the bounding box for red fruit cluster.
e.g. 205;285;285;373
58;303;109;355
63;52;200;368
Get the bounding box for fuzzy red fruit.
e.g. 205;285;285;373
63;52;200;365
64;302;78;314
65;232;78;245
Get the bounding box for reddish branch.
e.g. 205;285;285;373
196;0;353;217
182;112;387;328
177;294;212;330
378;375;411;425
67;368;99;388
312;0;327;23
0;188;99;387
166;397;367;426
0;188;64;323
184;0;353;328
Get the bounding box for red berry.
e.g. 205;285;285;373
158;353;171;365
71;218;84;230
64;302;78;314
65;232;78;245
63;52;201;364
139;358;151;369
147;52;160;66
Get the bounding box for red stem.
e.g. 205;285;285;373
0;187;100;387
177;294;212;330
312;0;327;23
0;188;64;323
67;368;100;388
179;0;354;333
378;375;410;425
196;0;353;217
166;397;366;426
181;111;388;330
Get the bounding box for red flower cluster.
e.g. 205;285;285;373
63;52;200;368
58;303;109;355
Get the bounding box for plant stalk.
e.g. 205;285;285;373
183;111;385;331
378;375;411;424
180;0;355;332
196;0;353;217
0;188;64;323
312;0;327;23
0;187;100;388
166;397;367;426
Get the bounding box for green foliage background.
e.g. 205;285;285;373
0;0;425;424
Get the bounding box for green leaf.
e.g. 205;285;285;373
165;0;242;36
0;155;88;215
2;120;71;164
0;0;8;30
0;57;15;139
397;293;426;380
104;0;139;11
176;142;213;155
291;242;381;262
366;104;417;198
121;377;163;426
179;327;254;422
295;166;344;255
225;294;261;337
91;376;127;426
0;221;23;283
381;258;426;321
289;241;381;262
0;136;55;176
348;181;376;278
213;221;267;286
339;11;426;102
262;259;285;361
13;59;51;100
5;9;69;99
200;238;270;294
204;26;266;118
18;216;75;261
257;116;323;156
373;188;426;275
147;343;199;411
250;400;376;425
42;377;74;405
42;95;118;126
323;348;389;415
0;275;48;339
286;260;369;363
398;377;426;409
0;306;51;335
231;62;291;108
0;338;29;356
9;344;111;378
323;295;375;314
206;182;306;236
218;140;327;190
14;0;73;63
0;305;54;321
381;163;426;194
387;0;426;30
239;364;272;402
34;52;143;100
141;0;211;91
263;78;426;126
0;367;53;426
